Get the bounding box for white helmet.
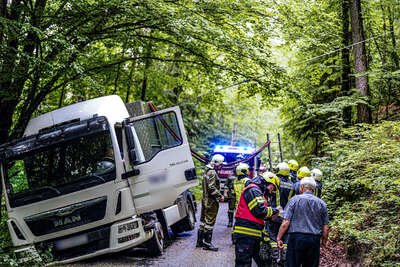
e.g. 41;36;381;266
276;162;290;176
209;154;225;167
311;168;323;181
236;163;249;176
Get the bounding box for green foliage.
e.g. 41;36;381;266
315;121;400;265
0;198;16;266
7;161;29;194
282;94;369;162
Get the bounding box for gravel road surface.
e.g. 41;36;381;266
67;202;235;267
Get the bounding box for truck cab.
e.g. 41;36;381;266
0;95;197;263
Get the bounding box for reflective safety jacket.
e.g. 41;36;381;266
288;181;301;199
277;175;293;209
315;180;323;198
233;177;250;205
290;170;298;183
233;183;278;239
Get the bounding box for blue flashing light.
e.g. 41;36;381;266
213;144;255;154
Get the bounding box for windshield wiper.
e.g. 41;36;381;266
62;173;107;191
35;186;61;195
87;173;106;183
12;186;61;206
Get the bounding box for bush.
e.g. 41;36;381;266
315;121;400;266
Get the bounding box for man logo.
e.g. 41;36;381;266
53;215;81;228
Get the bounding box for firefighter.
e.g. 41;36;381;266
289;166;311;197
232;174;280;266
275;162;293;209
225;163;250;228
234;163;251;204
288;159;299;183
311;168;323;198
197;154;225;251
263;170;288;266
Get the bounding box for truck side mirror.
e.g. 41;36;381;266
124;126;137;164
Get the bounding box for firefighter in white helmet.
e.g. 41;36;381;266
275;162;293;209
311;168;323;198
197;154;225;251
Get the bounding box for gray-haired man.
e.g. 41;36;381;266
277;177;329;267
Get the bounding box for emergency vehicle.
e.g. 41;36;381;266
210;145;259;192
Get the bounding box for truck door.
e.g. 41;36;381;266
122;107;197;214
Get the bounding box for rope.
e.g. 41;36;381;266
223;140;271;168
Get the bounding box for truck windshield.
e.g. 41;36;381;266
2;118;116;207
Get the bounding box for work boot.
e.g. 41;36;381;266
196;229;204;248
203;232;218;251
227;213;233;227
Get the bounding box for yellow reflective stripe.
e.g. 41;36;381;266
233;226;262;237
275;191;280;206
265;207;273;218
257;196;265;203
248;196;266;210
233;229;261;237
234;226;262;235
248;198;258;210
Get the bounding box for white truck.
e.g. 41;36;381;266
0;95;198;264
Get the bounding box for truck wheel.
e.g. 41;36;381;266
170;199;196;235
181;200;196;231
145;222;164;256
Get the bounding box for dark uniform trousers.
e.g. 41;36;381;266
225;177;237;220
287;233;320;267
234;237;263;267
200;197;219;233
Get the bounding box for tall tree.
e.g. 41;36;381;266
0;1;282;145
350;0;372;123
342;0;352;124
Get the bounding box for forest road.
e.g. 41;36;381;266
67;202;236;267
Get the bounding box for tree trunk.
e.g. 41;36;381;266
350;0;372;123
388;6;399;69
342;0;352;125
112;63;121;94
141;41;152;101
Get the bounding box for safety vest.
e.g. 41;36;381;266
233;177;249;205
235;183;266;226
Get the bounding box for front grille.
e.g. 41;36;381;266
50;225;110;261
25;196;107;236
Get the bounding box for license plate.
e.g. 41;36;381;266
54;234;88;251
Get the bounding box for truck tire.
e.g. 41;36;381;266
181;200;196;231
145;222;164;256
170;198;196;235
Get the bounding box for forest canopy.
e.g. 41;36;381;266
1;0;399;265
